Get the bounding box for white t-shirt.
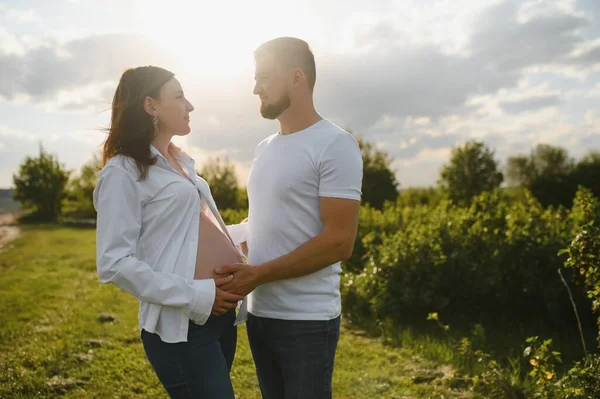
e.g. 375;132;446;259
246;119;363;320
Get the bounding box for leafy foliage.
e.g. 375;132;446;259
12;145;70;222
356;136;400;209
397;187;445;208
439;140;503;206
220;208;248;226
198;157;247;210
343;188;583;328
506;145;600;208
63;152;102;219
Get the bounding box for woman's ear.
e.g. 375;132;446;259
143;96;155;117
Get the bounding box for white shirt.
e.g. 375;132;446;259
93;145;246;343
246;119;363;320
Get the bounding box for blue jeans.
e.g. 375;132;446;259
141;310;237;399
246;313;341;399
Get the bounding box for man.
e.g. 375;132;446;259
217;37;363;399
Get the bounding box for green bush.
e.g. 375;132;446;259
346;187;600;397
220;208;248;226
342;188;587;329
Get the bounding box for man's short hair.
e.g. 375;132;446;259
254;37;316;91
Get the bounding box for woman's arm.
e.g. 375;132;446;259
94;166;217;325
226;220;248;256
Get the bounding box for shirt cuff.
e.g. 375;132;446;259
186;279;216;325
318;191;362;201
227;222;248;245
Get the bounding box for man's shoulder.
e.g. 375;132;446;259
253;132;279;157
259;132;279;145
318;120;359;147
255;132;278;148
320;119;348;134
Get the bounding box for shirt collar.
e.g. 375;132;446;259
150;143;196;167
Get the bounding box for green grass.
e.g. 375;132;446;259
0;226;472;398
370;315;596;377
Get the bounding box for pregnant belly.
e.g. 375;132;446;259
195;212;243;279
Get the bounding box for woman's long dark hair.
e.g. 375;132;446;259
103;66;174;179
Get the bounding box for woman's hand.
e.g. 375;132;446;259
211;276;244;316
214;263;264;297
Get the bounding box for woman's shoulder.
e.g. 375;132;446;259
101;155;141;179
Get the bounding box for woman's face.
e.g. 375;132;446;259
152;77;194;136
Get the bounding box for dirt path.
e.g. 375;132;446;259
0;212;20;250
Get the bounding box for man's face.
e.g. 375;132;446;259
253;54;291;120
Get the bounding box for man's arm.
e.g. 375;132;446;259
259;197;359;281
216;197;360;295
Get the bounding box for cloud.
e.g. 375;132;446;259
580;133;600;149
0;125;105;188
499;94;562;114
323;1;597;128
1;0;599;189
382;104;600;188
0;5;41;24
0;27;27;56
567;39;600;65
387;133;465;161
6;8;40;24
53;81;115;112
0;33;170;102
470;0;590;70
175;0;600;185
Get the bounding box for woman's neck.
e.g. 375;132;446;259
152;132;174;159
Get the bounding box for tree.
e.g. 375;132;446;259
438;140;503;206
356;137;400;209
506;144;574;187
530;144;574;177
506;144;580;208
13;144;70;221
64;152;102;218
506;155;535;187
198;157;242;210
571;151;600;200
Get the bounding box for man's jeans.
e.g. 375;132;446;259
247;312;341;399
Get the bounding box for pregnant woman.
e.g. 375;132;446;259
93;65;246;399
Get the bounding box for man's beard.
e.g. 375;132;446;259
260;93;291;120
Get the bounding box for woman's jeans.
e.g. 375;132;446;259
141;310;237;399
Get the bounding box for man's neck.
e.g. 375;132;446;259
278;102;322;135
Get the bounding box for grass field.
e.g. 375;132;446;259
0;225;472;399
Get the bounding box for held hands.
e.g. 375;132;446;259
214;263;263;297
211;275;244;316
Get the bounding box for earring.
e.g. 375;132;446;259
152;114;159;124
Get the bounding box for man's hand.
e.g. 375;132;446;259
211;275;244;316
215;263;263;297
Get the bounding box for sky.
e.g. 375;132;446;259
0;0;599;189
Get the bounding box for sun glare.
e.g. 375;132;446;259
133;0;315;79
